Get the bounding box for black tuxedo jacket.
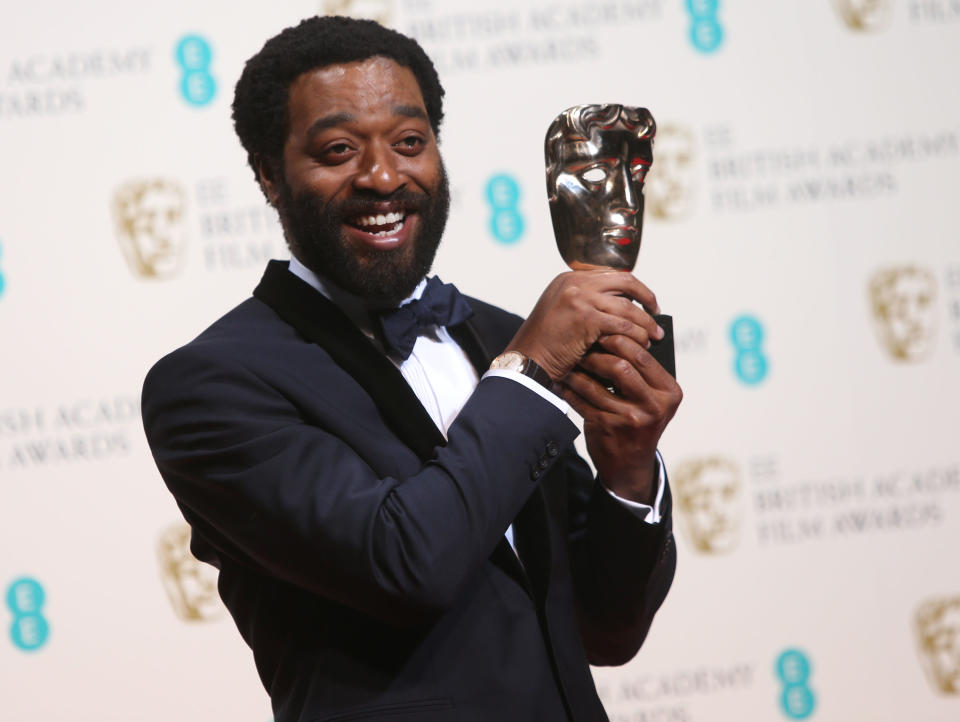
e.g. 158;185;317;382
142;261;676;722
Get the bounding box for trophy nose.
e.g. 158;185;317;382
608;161;639;221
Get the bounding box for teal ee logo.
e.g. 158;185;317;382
6;577;50;652
776;648;816;719
485;174;525;244
0;239;6;300
730;314;768;385
686;0;725;54
175;34;217;107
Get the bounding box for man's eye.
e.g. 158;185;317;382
581;167;606;183
395;136;424;153
321;143;354;162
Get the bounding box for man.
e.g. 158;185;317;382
142;16;681;722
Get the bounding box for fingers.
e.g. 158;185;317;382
594;335;677;393
561;365;628;418
580;269;661;315
593;294;664;349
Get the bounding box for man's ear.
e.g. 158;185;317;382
255;154;282;207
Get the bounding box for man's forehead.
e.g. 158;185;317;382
288;57;426;123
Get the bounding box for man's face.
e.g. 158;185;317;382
676;460;741;554
548;122;652;271
264;57;448;306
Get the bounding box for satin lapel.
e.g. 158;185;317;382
447;318;495;371
252;261;445;462
255;262;534;596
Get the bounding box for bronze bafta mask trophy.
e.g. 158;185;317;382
545;104;675;378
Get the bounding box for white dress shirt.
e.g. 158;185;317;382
287;257;665;535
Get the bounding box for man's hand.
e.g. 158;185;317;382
559;334;683;505
507;271;664;381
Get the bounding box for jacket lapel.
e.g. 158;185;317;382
253;260;445;462
253;261;539;598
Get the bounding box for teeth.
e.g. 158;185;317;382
371;221;403;237
356;211;405;227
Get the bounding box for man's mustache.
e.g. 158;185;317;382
325;188;432;217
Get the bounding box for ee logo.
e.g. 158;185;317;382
0;239;6;300
175;34;217;107
485;174;525;244
686;0;725;54
776;649;816;719
730;314;768;385
6;578;50;652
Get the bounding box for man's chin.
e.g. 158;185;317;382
301;242;427;306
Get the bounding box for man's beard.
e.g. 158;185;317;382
277;167;450;306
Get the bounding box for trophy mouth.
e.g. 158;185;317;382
602;225;639;246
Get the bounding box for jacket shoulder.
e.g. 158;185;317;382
464;295;524;352
142;296;291;396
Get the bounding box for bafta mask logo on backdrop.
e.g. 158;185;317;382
868;266;938;362
647;124;697;221
832;0;893;32
674;456;742;554
915;596;960;695
320;0;394;25
157;522;223;622
112;179;187;280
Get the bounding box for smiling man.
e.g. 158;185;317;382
142;16;680;722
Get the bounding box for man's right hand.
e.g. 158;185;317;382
506;270;664;381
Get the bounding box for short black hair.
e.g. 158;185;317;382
232;15;445;186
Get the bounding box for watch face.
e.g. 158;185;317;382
493;351;526;373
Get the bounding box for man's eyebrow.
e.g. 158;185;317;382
304;106;428;141
305;112;355;141
393;104;428;121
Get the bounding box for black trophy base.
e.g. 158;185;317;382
650;314;676;379
581;313;676;392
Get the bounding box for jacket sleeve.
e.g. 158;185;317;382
566;449;677;665
142;344;579;626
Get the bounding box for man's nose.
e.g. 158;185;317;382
353;143;403;195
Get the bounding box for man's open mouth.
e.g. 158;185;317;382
348;209;411;238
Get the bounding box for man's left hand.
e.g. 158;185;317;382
558;334;683;505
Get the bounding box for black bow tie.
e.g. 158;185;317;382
376;277;473;361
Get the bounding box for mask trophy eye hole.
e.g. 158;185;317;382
581;167;606;183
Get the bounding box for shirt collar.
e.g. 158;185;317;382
287;255;428;337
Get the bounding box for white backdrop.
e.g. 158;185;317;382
1;1;959;720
